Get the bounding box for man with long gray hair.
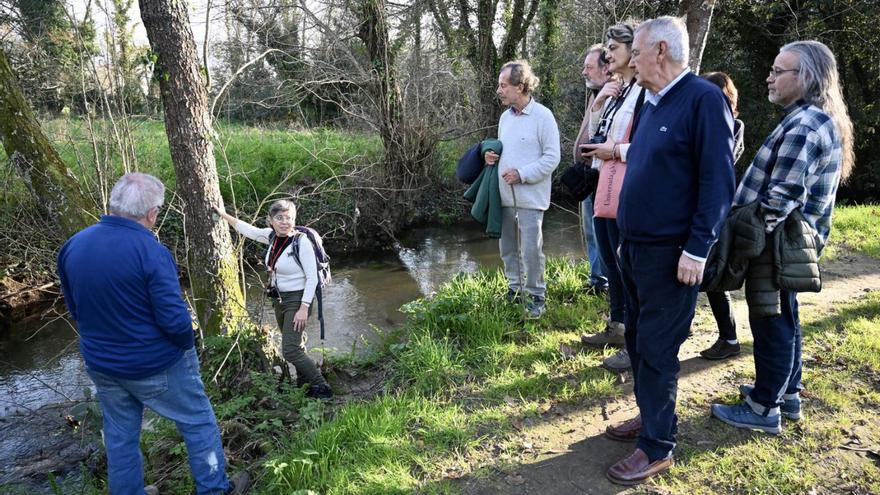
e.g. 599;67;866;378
712;40;854;433
58;173;248;494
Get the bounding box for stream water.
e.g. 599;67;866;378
0;207;586;417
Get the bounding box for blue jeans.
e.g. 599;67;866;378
87;347;230;495
618;240;698;462
581;196;607;288
594;216;625;323
747;289;803;410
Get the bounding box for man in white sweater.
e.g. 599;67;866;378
484;60;561;318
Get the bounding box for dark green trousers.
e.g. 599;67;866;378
272;290;326;387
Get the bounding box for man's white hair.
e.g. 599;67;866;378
636;16;689;67
108;172;165;220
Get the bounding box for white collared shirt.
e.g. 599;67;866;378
646;68;691;106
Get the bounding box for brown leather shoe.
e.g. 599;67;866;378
605;414;641;442
606;448;674;486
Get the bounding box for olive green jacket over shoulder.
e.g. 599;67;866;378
463;164;502;238
702;201;821;318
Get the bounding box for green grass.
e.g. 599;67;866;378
0;118;468;210
824;204;880;259
256;258;621;493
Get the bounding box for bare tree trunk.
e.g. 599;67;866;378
138;0;246;335
427;0;540;135
0;47;95;237
355;0;436;235
679;0;717;74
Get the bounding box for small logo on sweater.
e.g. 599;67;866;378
660;126;668;132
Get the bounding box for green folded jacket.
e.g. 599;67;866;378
463;164;502;238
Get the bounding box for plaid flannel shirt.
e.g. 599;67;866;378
733;101;843;251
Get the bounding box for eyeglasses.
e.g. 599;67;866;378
769;67;798;79
272;215;293;222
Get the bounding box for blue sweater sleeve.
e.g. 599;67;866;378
147;247;195;349
684;90;736;258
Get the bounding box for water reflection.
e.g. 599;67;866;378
0;317;93;416
0;207;585;416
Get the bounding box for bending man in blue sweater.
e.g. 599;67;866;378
604;17;735;486
58;173;247;495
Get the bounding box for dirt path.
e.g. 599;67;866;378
459;253;880;495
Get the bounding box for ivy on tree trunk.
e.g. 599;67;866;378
0;47;95;238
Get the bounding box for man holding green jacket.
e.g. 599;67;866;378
484;59;561;319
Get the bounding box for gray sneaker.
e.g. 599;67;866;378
602;348;631;371
144;486;159;495
526;296;546;319
581;321;626;346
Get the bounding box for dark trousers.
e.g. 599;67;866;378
273;290;326;387
707;291;737;341
618;240;698;462
594;216;625;323
748;289;803;409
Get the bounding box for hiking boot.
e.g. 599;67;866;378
711;402;781;434
144;485;159;495
581;321;626;346
602;348;631;371
505;289;524;304
307;383;334;401
229;471;251;494
739;384;802;420
525;296;546;319
584;283;609;297
699;339;741;360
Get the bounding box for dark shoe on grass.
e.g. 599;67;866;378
699;339;741;360
525;295;546;319
229;471;251;494
505;289;524;305
307;383;334;401
584;283;609;297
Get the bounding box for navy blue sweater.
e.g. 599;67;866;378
58;216;194;379
618;72;735;258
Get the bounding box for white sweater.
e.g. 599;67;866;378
497;98;561;211
234;221;318;306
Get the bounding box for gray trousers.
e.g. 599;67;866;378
500;206;546;298
272;290;327;387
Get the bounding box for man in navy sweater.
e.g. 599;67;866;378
604;17;735;485
58;173;246;495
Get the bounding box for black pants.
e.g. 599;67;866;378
619;240;699;462
707;291;736;341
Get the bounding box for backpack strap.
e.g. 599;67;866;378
290;228;326;339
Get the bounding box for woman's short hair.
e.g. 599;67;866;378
268;199;297;222
606;22;637;48
500;60;540;94
108;173;165;219
702;71;739;117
